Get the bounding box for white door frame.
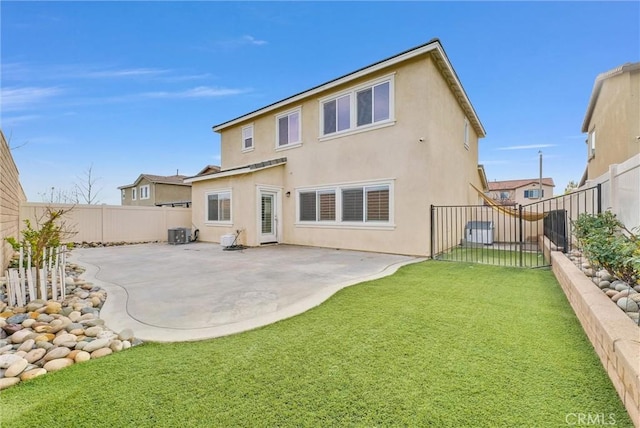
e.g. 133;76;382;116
256;185;283;244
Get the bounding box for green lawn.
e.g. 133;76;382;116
436;246;546;267
0;262;632;427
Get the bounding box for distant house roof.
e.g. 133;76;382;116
212;38;486;139
195;165;221;176
488;178;555;191
581;62;640;132
184;158;287;184
118;174;190;189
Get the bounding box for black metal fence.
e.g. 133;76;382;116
431;185;601;268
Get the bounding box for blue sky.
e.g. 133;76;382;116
2;1;639;205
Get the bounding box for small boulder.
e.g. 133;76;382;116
4;358;28;377
43;358;74;372
617;298;640;313
20;368;47;381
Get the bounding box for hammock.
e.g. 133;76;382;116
471;183;548;222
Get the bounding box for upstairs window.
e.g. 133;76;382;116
121;189;125;200
588;130;596;158
323;95;351;135
276;108;301;148
132;188;137;201
524;189;544;199
356;81;390;127
242;124;254;151
464;118;470;150
140;185;150;200
321;76;394;137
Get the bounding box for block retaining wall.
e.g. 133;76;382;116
551;251;639;427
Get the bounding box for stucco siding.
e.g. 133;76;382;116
194;49;484;256
587;68;640;179
155;183;191;205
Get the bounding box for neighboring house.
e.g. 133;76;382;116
487;178;555;206
581;62;640;183
195;165;221;176
185;39;487;256
119;174;191;207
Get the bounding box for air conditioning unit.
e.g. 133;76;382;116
465;221;494;245
220;234;235;248
168;228;189;245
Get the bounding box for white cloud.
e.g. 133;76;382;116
83;68;170;78
141;86;250;99
241;35;268;46
1;86;63;111
497;144;556;151
209;35;269;50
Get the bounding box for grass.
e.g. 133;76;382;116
0;261;632;427
437;246;546;267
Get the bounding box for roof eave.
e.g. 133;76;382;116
581;62;640;132
212;39;486;138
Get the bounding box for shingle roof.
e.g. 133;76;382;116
118;174;190;189
488;178;555;191
184;158;287;183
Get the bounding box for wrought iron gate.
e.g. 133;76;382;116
430;185;601;268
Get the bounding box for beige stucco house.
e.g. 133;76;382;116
487;178;555;206
119;174;191;207
581;62;640;182
185;39;487;256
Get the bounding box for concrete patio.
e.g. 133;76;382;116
70;242;421;342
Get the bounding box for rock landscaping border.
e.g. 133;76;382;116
551;251;639;426
0;263;141;390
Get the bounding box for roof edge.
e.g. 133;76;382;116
212;39;485;138
581;62;640;132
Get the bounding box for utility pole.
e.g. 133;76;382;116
538;150;543;199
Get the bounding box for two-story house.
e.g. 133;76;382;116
487;178;555;206
119;174;191;207
581;62;640;182
185;39;487;256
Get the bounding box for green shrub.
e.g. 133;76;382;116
5;206;75;272
573;212;638;285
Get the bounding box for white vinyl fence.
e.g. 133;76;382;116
582;153;640;231
19;203;192;244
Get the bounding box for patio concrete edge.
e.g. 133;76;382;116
551;251;639;427
74;254;425;343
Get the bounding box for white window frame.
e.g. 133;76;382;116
131;188;137;201
464;118;470;150
295;179;394;229
588;129;596;159
524;189;543;199
319;74;395;141
275;107;302;151
205;189;232;225
242;124;254;152
140;185;150;200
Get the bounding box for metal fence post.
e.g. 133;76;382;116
430;204;435;259
518;204;523;268
596;183;602;214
